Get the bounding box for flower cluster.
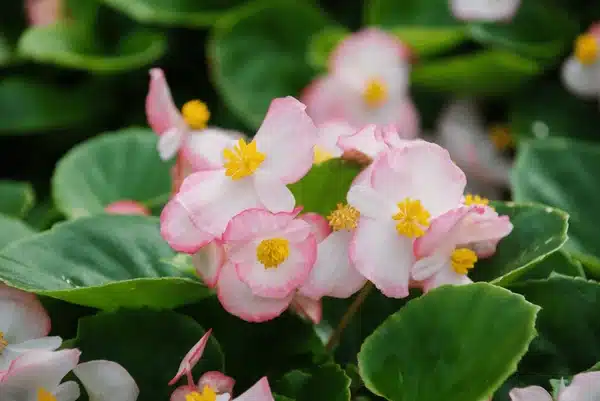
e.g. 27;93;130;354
152;66;513;323
0;284;139;400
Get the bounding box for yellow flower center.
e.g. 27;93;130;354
451;248;478;275
327;203;360;231
256;238;290;269
186;386;217;401
363;78;388;108
575;33;598;65
393;198;430;238
0;331;7;353
223;138;266;180
489;124;513;150
38;388;57;401
182;100;211;130
313;145;334;164
464;193;490;207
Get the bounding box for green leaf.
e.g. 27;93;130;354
306;26;348;71
512;138;600;269
52;128;172;219
0;181;35;218
0;77;111;133
469;202;568;285
507;276;600;377
24;199;64;231
391;27;467;58
289;158;361;217
509;83;600;143
514;249;586;282
277;364;351;401
411;50;542;95
71;309;223;401
0;214;36;250
358;283;539;401
365;0;460;27
0;215;211;310
209;0;332;128
468;1;577;61
18;23;166;73
100;0;246;27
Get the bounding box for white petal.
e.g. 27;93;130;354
411;253;449;282
558;371;600;401
55;381;81;401
233;377;275;401
561;56;600;98
158;128;186;161
451;0;521;21
0;296;51;346
347;184;395;220
509;386;553;401
254;172;296;213
74;360;140;401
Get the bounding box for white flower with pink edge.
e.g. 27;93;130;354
450;0;521;21
347;141;466;298
0;349;139;401
562;24;600;103
160;97;318;254
0;284;62;371
509;371;600;401
169;330;274;401
301;28;419;137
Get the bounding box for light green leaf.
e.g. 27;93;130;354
411;50;542;95
71;309;223;401
470;202;568;285
0;181;35;218
209;0;332;128
18;23;166;73
0;214;36;250
365;0;460;27
100;0;246;27
514;250;585;282
0;215;210;310
358;283;539;401
289;159;361;217
306;26;347;71
391;27;467;58
512;138;600;270
52;128;172;219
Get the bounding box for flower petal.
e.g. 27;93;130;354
105;200;150;216
223;208;301;245
347;183;396;220
411;253;449;282
217;263;293;323
74;360;139;401
316;121;356;156
192;242;226;288
301;76;347;126
170;385;197;401
234;377;275;401
299;213;331;243
182;128;245;171
422;261;473;293
254;97;318;184
509;386;553;401
54;381;81;401
370;143;466;217
337;125;387;158
451;0;521;21
197;371;235;395
0;294;51;343
558;371;600;401
169;330;213;386
158;127;186;161
254;172;296;213
394;99;421;139
561;57;600;98
146;68;186;135
25;0;62;26
290;294;322;324
350;218;413;298
300;230;366;299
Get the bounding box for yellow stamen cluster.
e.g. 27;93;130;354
257;238;290;269
0;331;7;353
182;100;211;130
327;203;360;231
575;33;599;65
464;194;489;206
313;145;334;164
393;198;430;238
223;138;266;180
38;388;57;401
363;78;388;108
489;125;513;151
186;386;217;401
451;248;478;275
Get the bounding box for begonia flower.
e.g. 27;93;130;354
312;121;356;164
0;349;139;401
411;200;512;292
302;28;419;137
436;98;512;199
169;330;274;401
160;97;317;253
509;371;600;401
0;284;62;371
562;23;600;102
25;0;62;26
450;0;521;21
216;208;317;322
347;142;466;298
104;200;150;216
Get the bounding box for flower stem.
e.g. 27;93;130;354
325;282;374;352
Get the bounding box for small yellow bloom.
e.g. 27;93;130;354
313;145;334;164
38;388;57;401
256;238;290;269
575;33;599;65
182;100;211;130
327;203;360;231
223;138;266;180
363;78;388;108
393;198;430;238
451;248;478;275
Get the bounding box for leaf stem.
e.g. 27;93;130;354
325;282;374;352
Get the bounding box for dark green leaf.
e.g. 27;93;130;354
0;214;36;250
365;0;460;27
277;364;351;401
0;181;35;218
